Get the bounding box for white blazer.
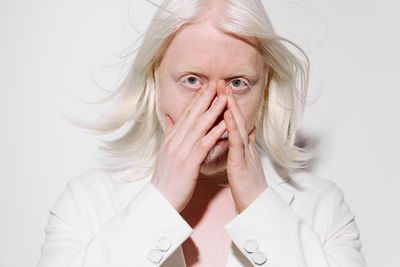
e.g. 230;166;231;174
37;155;367;267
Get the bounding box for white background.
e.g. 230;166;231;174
1;0;399;266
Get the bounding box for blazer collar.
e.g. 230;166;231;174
260;154;295;205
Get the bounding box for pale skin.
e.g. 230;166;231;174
150;19;269;266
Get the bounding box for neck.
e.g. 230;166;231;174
197;169;229;186
181;172;235;226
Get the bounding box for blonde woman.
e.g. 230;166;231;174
37;0;367;266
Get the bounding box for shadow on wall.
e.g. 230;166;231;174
296;130;320;173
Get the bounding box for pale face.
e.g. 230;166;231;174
155;20;266;175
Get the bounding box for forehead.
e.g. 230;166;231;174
161;20;264;76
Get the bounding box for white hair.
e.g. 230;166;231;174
72;0;313;182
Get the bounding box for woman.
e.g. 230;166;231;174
37;0;367;266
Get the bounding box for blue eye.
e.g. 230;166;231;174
228;78;249;90
182;75;202;89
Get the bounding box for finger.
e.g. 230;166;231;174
201;94;227;135
160;115;175;147
181;81;217;124
192;119;227;163
216;79;225;97
164;90;201;139
184;81;227;146
186;95;227;145
177;81;227;157
169;81;218;143
225;85;248;144
224;109;245;161
248;127;260;158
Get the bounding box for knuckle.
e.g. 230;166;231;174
175;149;189;164
196;139;209;153
174;158;185;171
232;136;244;147
192;120;201;131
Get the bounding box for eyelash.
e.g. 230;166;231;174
227;78;250;91
181;75;250;91
181;75;202;90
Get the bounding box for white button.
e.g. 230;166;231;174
156;236;172;252
243;239;259;253
252;251;268;265
147;249;163;264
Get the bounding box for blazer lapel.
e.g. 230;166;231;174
260;153;295;205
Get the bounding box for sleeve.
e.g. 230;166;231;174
37;179;193;267
224;183;367;267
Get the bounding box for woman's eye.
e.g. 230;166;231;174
182;76;202;89
228;78;249;91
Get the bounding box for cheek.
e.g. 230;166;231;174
237;94;263;131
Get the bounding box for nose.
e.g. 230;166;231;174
214;79;228;126
216;79;226;97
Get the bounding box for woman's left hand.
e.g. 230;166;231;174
224;85;268;213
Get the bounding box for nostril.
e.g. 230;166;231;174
214;111;225;126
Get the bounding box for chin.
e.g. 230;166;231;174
199;139;229;176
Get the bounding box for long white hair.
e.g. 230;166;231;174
72;0;313;181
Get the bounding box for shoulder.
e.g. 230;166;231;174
67;168;110;190
287;171;350;215
66;168;145;195
48;168;152;237
51;168;116;214
289;171;339;194
282;171;356;242
61;168;116;205
260;153;340;198
63;168;152;211
282;170;345;210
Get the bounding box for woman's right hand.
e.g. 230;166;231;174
151;80;227;213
